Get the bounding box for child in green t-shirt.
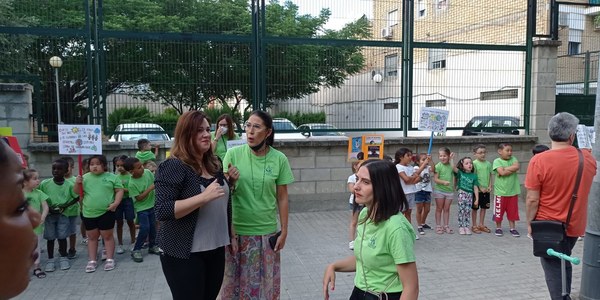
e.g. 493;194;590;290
60;156;80;259
452;157;479;235
123;157;158;263
433;147;455;234
472;144;493;234
492;143;521;237
135;139;159;163
23;169;49;278
113;155;136;255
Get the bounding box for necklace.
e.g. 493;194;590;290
249;145;269;200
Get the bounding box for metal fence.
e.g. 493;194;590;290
1;0;596;140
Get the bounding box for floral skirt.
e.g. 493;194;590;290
217;233;280;300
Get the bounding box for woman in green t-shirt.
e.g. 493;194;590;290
323;160;419;300
211;114;240;161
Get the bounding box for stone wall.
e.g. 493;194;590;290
28;135;538;212
0;83;33;151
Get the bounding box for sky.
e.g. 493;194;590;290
289;0;373;30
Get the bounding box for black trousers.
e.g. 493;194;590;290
349;286;402;300
160;247;225;300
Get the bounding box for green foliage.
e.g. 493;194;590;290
107;107;152;133
272;111;326;126
595;15;600;28
150;111;180;136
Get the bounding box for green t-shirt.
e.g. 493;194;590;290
39;178;79;217
25;189;49;234
135;151;156;163
454;170;479;193
223;145;294;235
434;162;454;193
493;156;521;196
354;208;416;293
473;159;492;189
117;173;131;198
128;169;155;212
82;172;124;218
211;132;240;161
63;176;81;216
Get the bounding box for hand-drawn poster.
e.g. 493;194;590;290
418;107;449;132
58;125;103;155
576;125;595;149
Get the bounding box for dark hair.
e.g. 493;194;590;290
123;157;140;172
417;153;428;160
170;110;221;175
112;155;128;172
472;144;486;153
60;156;75;167
532;144;550;155
456;157;474;173
394;148;412;164
438;147;451;155
359;159;407;224
137;138;150;150
23;168;38;181
88;155;108;172
498;142;512;150
215;114;236;140
249;110;274;146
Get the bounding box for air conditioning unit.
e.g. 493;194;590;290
381;27;393;39
558;12;568;27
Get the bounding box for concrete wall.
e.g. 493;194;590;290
28;135;538;212
0;83;33;151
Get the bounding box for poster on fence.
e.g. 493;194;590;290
418;107;449;132
347;135;385;161
576;125;595;149
58;124;103;155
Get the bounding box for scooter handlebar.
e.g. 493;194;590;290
546;248;581;265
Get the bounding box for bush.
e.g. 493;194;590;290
151;110;180;136
273;111;326;126
107;107;151;133
203;107;243;126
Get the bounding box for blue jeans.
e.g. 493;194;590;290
133;208;157;251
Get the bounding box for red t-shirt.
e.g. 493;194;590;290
525;147;596;237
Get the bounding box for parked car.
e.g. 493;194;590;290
461;116;520;136
298;123;348;140
108;123;171;142
271;118;306;140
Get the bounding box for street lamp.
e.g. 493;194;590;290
49;56;63;124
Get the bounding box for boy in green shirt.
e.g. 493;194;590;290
60;156;80;259
492;143;521;237
472;144;493;234
135;138;159;163
124;157;159;263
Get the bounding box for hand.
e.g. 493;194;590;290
227;163;240;182
450;152;456;160
107;203;118;212
202;180;225;202
445;181;450;186
322;264;336;300
228;236;238;254
75;175;83;184
149;183;155;191
215;127;225;139
274;231;287;252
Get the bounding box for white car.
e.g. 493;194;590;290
298;123;348;141
108;123;171;142
272;118;306;140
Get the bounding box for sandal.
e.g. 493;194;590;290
471;226;482;234
104;259;116;271
85;260;97;273
33;268;46;278
480;226;491;233
435;225;444;234
444;226;454;234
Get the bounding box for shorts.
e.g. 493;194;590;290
493;195;520;222
67;215;78;235
82;211;116;231
114;197;135;221
433;190;454;201
415;191;432;203
403;193;416;211
44;214;70;240
472;192;491;210
350;203;365;214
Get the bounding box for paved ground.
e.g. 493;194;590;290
16;206;585;300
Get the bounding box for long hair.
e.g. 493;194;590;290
393;148;412;165
216;114;236;140
170;110;220;175
360;159;407;224
250;110;275;146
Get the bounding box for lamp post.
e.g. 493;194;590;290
49;56;63;124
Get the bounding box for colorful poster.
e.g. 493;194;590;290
418;107;449;132
58;125;103;155
347;135;385;161
348;136;363;161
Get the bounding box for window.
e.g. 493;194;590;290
428;48;446;70
568;42;581;55
480;89;518;101
388;10;398;28
568;29;582;55
426;99;446;107
384;54;398;77
384;103;399;109
416;0;427;18
436;0;448;10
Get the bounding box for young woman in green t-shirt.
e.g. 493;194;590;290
211;113;240;161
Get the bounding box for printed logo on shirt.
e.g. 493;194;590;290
265;165;273;175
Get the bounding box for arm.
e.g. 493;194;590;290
74;175;83;195
153;144;159;157
473;186;480;204
347;182;355;193
108;188;124;211
526;189;540;235
40;200;49;223
274;184;289;252
433;171;450;186
323;255;357;300
134;184;155;202
172;181;224;219
397;263;419;300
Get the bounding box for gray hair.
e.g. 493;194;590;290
547;112;579;142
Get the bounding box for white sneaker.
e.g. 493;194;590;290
578;236;584;241
348;241;354;250
415;234;420;240
116;246;124;254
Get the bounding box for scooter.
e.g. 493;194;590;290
547;248;581;300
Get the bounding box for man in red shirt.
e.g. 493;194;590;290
525;112;597;300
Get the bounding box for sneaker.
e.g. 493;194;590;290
44;260;56;272
495;228;504;237
131;250;143;263
422;224;432;230
578;236;584;241
67;249;77;259
465;227;472;235
81;237;88;245
415;234;420;240
59;257;70;270
101;249;107;261
116;246;124;255
510;229;520;237
148;246;161;255
417;227;425;235
348;241;354;250
458;227;466;235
